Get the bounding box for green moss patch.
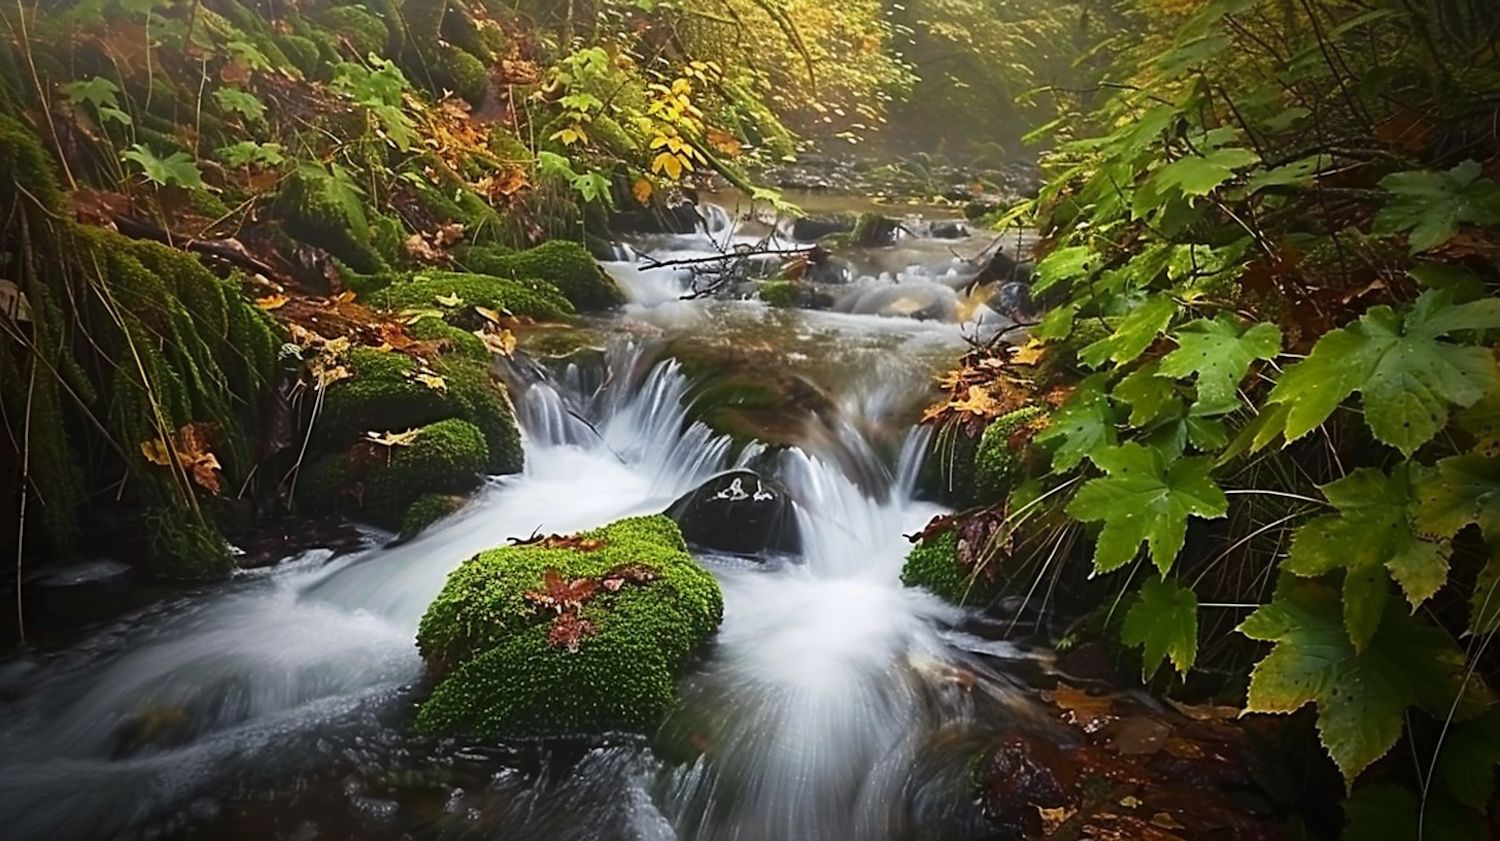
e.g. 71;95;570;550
399;493;466;542
974;406;1046;504
901;529;1002;608
415;515;723;739
373;269;574;320
317;347;522;476
461;241;626;313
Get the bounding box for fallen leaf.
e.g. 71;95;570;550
255;294;289;310
405;233;445;263
1109;716;1172;755
435;293;463;307
364;428;422;447
475;327;516;357
546;612;598;653
139;422;223;494
474;305;505;324
412;372;447;391
1044;684;1117;733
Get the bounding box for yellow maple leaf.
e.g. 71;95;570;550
474;306;505;324
364;428;423;447
435;293;463;307
255;294;289;310
413;372;447;391
950;384;1000;417
475;328;516;357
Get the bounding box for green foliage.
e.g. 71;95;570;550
1374;161;1500;254
415;515;723;738
972;0;1500;809
1066;443;1228;575
1265;290;1500;456
399;493;465;543
1121;576;1197;680
121;144;204;188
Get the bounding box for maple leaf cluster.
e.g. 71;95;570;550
521;562;661;653
921;340;1059;436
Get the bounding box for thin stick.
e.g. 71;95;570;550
16;361;34;644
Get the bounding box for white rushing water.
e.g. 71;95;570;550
0;206;1040;841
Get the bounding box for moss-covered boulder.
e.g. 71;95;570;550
317;347;522;476
973;406;1046;503
399;493;466;542
461;241;627;313
415;515;723;739
372;269;575;321
900;528;1002;607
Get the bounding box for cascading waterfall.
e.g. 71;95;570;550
0;203;1043;841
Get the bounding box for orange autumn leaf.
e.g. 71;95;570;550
255;294;289;310
140;422;223;495
632;177;653;206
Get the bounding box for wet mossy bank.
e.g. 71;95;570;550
0;107;628;588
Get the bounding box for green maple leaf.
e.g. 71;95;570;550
1415;455;1500;634
1157;315;1281;416
213;87;266;123
1066;442;1228;574
1035;375;1117;471
1415;454;1500;540
62;76;120;109
1112;360;1181;427
121;144;204;189
1241;580;1479;785
1438;708;1500;809
1285;467;1451;645
1079;294;1178;368
1267;289;1500;455
1032;244;1097;294
1121;576;1197;679
1374;160;1500;253
1150;146;1261;199
1244;154;1329;194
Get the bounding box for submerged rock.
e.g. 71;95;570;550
22;558;134;627
665;470;801;558
415;515;723;739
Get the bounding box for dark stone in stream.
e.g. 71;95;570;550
665;470;801;558
975;733;1079;833
930;220;970;239
22;558;133;627
790;213;856;242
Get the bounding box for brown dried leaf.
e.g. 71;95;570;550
524;567;600;613
1045;685;1117;733
546;612;598;653
475;327;517;357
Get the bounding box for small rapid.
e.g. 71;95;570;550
0;204;1046;841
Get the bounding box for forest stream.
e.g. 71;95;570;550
0;205;1058;841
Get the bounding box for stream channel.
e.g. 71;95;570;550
0;200;1058;841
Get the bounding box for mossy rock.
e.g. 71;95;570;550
900;529;1001;607
373;269;575;321
973;406;1046;504
362;418;488;527
315;4;390;56
274;167;391;277
438;44;490;105
415;515;724;739
406;315;488;361
317;347;522;475
399;493;466;542
758;280;802;308
460;241;626;313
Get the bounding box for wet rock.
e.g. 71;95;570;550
992;280;1040;323
790;213;856;242
610;188;703;235
665;470;801;557
930;220;970;239
22;558;133;627
976;733;1079;833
